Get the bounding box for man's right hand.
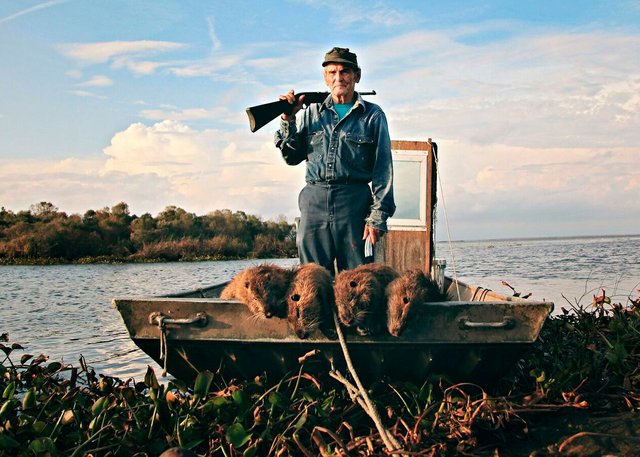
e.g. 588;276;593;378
279;90;305;121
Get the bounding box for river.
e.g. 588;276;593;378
1;235;639;382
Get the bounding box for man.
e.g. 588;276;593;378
275;47;395;273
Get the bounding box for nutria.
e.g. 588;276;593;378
286;263;335;339
220;263;293;318
334;263;399;336
386;269;448;337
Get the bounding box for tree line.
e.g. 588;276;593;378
0;202;297;264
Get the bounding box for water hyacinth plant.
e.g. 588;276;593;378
2;287;640;456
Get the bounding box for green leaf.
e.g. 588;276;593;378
243;444;258;457
47;361;62;373
91;396;108;416
232;389;249;417
0;433;20;449
144;366;160;390
605;343;628;365
193;370;213;401
179;415;199;429
20;354;33;364
33;420;47;434
31;354;48;366
2;382;15;400
183;440;206;451
62;409;76;425
529;369;545;383
0;344;10;357
88;416;98;432
22;388;36;410
29;437;55;453
293;412;307;430
0;399;16;419
226;422;252;448
202;396;229;414
3;382;16;402
268;391;288;409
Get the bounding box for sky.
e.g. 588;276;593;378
1;0;639;241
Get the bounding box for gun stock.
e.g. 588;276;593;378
246;91;376;132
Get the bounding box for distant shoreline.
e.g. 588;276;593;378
0;203;298;265
438;233;640;244
4;233;640;266
0;254;294;266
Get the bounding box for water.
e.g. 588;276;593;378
436;235;640;308
0;258;298;382
1;235;639;382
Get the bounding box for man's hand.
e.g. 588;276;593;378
279;90;305;121
362;225;384;245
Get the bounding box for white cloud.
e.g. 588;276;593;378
0;156;169;216
433;140;640;238
67;90;107;99
140;106;231;121
65;69;83;79
57;41;186;76
338;6;411;28
104;121;209;177
59;41;186;64
101;120;304;218
293;0;413;28
361;28;640;152
206;17;222;51
79;75;113;87
167;53;244;78
111;58;167;76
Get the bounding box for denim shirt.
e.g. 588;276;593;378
274;92;396;231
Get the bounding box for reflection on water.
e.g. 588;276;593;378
0;259;298;381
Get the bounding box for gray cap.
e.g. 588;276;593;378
322;47;359;70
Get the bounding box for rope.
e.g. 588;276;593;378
470;286;491;302
331;312;403;453
151;312;208;377
434;153;462;301
157;317;169;377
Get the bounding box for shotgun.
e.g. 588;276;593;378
245;90;377;133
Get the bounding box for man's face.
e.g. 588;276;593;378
323;64;361;101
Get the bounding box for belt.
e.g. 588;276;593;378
308;178;366;185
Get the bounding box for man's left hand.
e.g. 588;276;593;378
363;225;384;245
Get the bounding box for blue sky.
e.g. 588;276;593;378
1;0;639;240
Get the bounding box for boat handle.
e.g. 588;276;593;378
149;312;208;327
458;317;515;330
147;312;207;377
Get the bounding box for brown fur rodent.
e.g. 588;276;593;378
386;269;447;337
286;263;335;339
334;263;399;336
220;263;293;318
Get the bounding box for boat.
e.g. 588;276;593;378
113;140;553;385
